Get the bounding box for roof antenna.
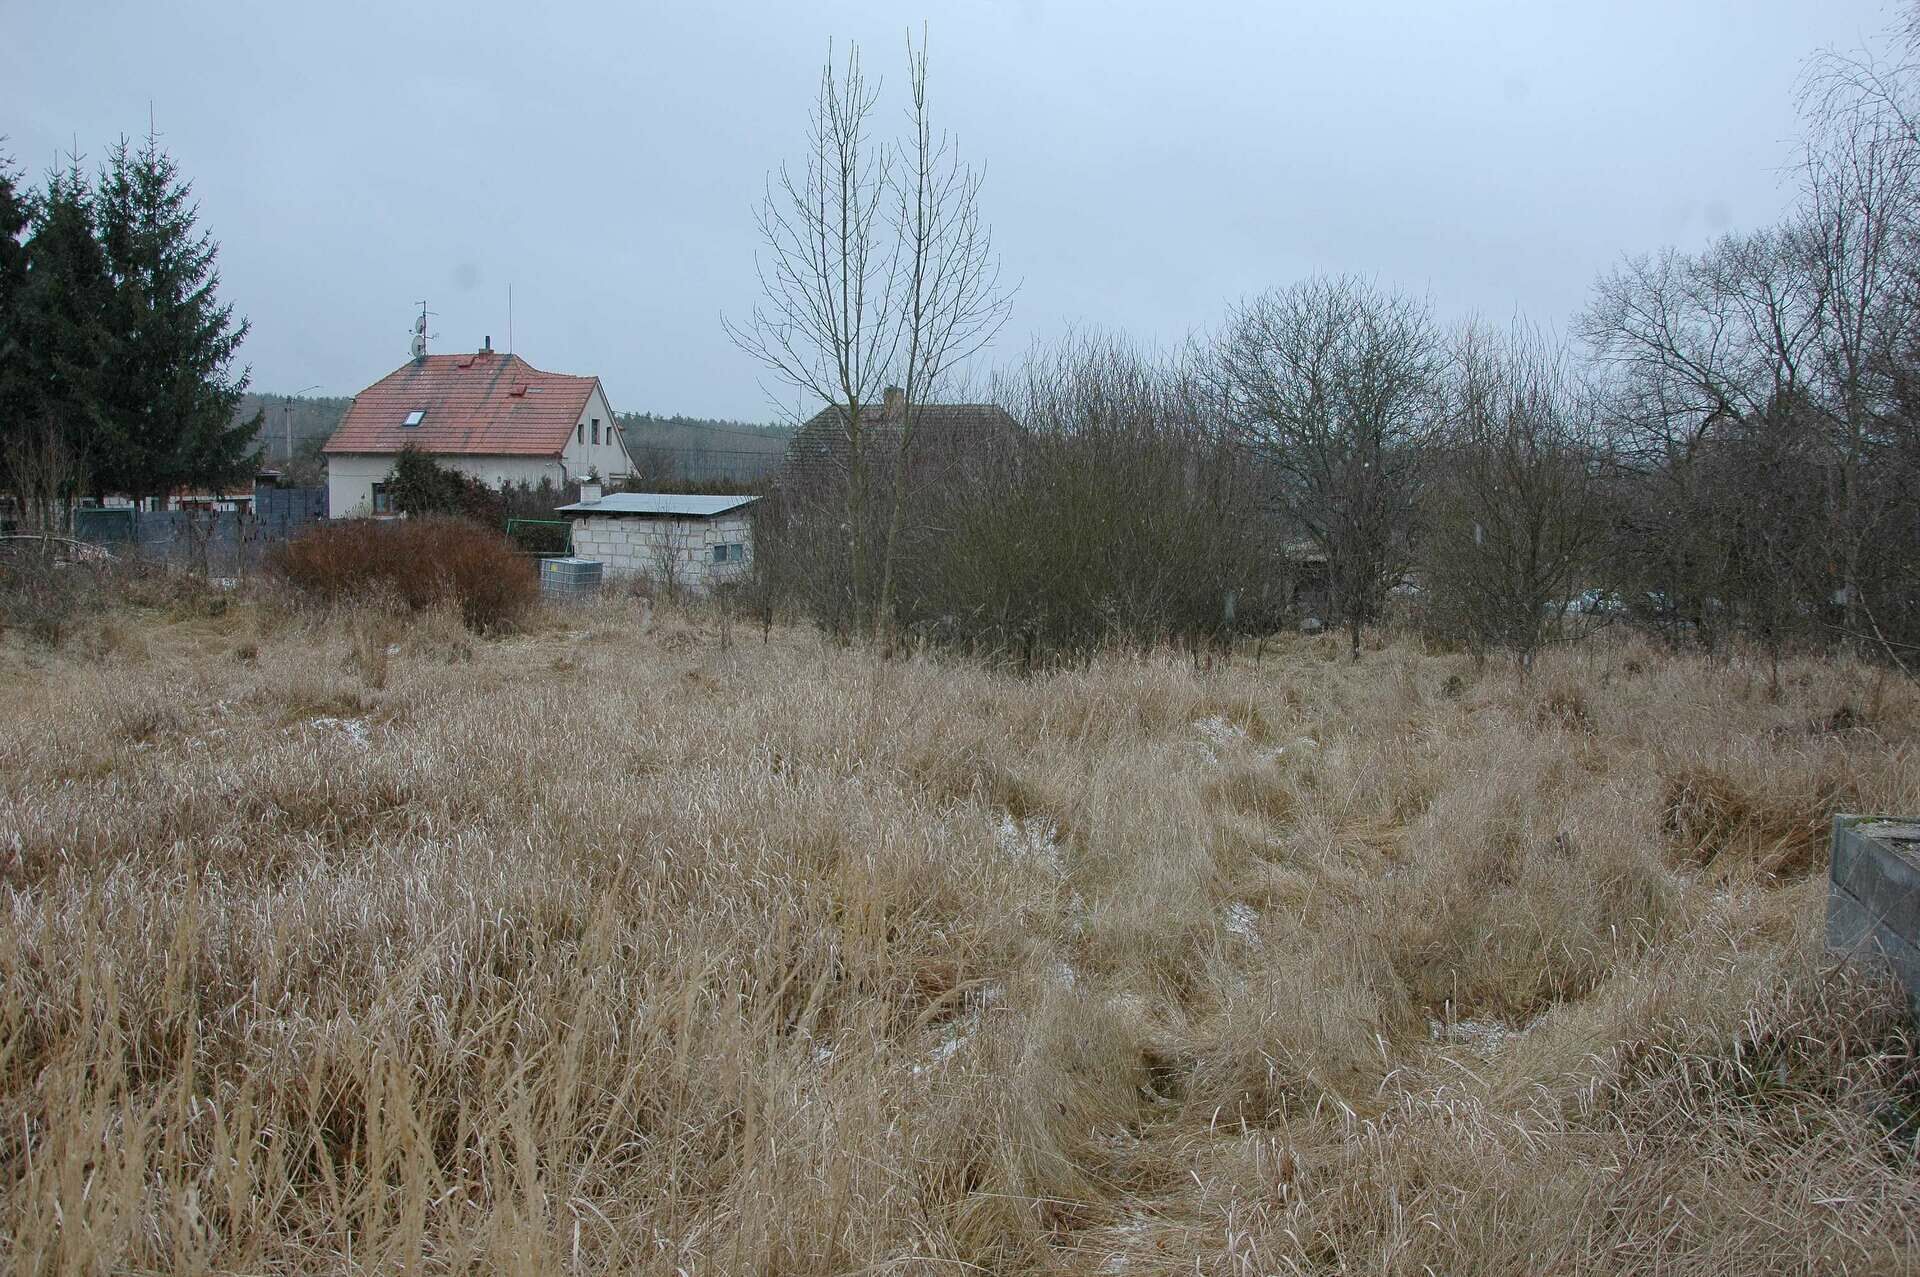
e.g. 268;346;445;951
508;283;514;355
410;300;438;361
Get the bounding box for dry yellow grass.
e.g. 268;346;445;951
3;593;1920;1274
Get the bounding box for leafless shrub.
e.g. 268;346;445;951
1423;321;1607;666
1211;276;1444;660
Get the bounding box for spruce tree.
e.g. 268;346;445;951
97;131;259;504
13;155;112;498
0;154;33;454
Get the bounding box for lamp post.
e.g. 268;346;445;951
284;384;321;466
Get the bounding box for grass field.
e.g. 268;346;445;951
3;591;1919;1274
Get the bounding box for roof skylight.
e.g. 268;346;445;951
403;409;425;427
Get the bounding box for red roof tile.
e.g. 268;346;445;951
323;352;599;457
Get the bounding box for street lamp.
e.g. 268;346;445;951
284;384;321;466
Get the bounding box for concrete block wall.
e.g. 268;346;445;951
1828;814;1920;1016
570;514;752;595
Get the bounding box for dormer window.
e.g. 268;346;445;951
403;409;425;427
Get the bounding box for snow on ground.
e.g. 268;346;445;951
995;812;1066;875
1195;716;1322;769
913;1020;977;1076
1428;1016;1530;1059
306;717;372;750
1222;902;1263;947
1192;715;1247;755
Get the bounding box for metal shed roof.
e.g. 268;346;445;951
555;493;760;518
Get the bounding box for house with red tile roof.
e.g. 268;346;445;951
322;339;631;517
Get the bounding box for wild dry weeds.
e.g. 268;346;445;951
2;596;1919;1274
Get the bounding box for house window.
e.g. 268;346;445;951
591;419;600;445
712;543;745;564
371;482;393;514
577;423;584;444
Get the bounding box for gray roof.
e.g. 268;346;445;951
556;493;760;518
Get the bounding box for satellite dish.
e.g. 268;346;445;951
409;301;437;360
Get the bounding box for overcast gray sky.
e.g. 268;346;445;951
5;0;1899;421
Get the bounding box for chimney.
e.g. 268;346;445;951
883;385;905;419
482;335;492;354
578;477;603;504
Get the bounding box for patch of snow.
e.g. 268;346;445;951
1050;959;1080;989
929;1034;968;1064
1428;1016;1527;1059
913;1021;976;1076
1098;1216;1157;1274
1066;890;1090;935
1223;902;1262;947
1193;715;1247;755
996;812;1065;875
308;716;371;750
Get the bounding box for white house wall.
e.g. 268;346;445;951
570;514;752;595
326;452;571;517
559;385;630;481
326;453;393;518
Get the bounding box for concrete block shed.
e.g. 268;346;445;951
1829;814;1920;1016
556;491;758;595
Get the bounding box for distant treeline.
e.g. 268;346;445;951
615;412;792;453
240;394;351;485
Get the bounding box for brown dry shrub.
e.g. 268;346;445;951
1662;762;1860;877
268;516;535;632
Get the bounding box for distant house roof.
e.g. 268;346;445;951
785;400;1021;485
323;351;605;458
556;493;760;518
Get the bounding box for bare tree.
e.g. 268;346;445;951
1423;321;1606;668
1579;229;1824;648
1797;39;1920;650
872;29;1013;649
1212;277;1443;659
726;32;1010;648
3;416;83;538
724;43;898;630
650;520;692;604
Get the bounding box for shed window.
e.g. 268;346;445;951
712;543;745;564
403;409;425;427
